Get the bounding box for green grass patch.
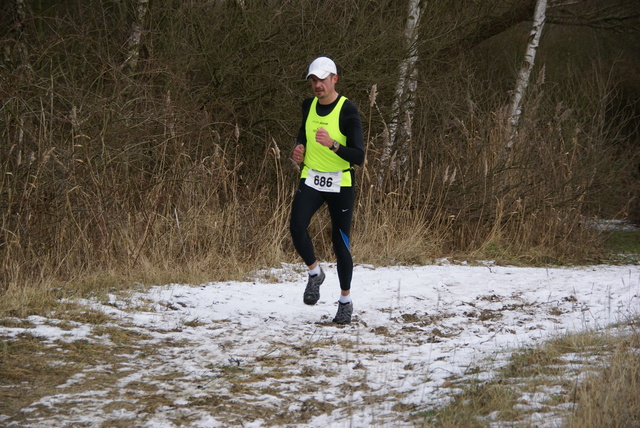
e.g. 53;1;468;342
603;229;640;262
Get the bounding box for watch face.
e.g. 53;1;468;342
333;141;339;149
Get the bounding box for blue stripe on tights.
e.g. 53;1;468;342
340;229;350;251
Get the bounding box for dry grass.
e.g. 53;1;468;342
0;318;377;426
2;100;618;317
2;1;637;317
0;333;134;421
414;321;640;428
1;279;638;426
1;3;639;426
1;12;639;426
567;325;640;428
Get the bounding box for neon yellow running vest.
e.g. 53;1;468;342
301;96;352;187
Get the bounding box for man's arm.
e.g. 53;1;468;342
295;98;314;146
337;100;365;166
292;98;313;162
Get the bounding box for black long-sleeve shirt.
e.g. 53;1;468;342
295;95;365;166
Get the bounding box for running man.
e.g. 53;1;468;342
289;56;365;324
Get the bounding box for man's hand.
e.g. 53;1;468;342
292;144;305;163
315;127;333;148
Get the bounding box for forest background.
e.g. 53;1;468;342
1;0;639;313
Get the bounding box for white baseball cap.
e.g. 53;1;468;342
306;56;337;79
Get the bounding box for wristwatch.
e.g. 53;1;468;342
331;140;340;151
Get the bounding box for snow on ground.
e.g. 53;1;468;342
2;261;639;427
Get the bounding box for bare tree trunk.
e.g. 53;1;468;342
507;0;547;147
3;0;32;75
548;0;640;34
378;0;421;187
123;0;150;75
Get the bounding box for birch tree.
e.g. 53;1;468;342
3;0;31;75
506;0;548;147
123;0;150;75
378;0;422;187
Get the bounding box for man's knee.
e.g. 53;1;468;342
333;229;350;251
290;219;306;240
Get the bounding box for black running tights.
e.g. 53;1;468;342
289;180;354;291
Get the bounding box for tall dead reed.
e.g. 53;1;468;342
567;325;640;427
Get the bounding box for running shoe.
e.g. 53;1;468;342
332;301;353;324
303;268;325;305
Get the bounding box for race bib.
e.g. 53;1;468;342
305;169;342;193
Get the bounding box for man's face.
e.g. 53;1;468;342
309;74;338;103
